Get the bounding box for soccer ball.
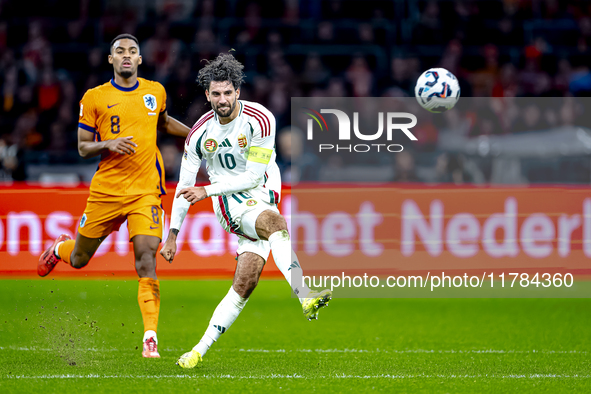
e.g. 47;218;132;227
415;68;460;113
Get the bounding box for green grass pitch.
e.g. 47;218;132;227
0;279;590;392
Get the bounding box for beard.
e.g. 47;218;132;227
214;100;236;118
120;69;133;79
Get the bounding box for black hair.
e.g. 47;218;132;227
110;34;140;53
197;53;245;91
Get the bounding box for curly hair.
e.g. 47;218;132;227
197;53;245;91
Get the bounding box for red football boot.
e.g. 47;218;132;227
37;234;71;277
142;337;160;358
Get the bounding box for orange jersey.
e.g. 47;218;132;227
78;78;167;197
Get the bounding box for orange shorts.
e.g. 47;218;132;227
78;193;164;240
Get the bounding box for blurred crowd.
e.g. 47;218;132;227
1;0;591;183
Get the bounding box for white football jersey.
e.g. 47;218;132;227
182;100;281;204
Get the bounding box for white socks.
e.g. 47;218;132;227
54;241;64;259
143;330;157;344
268;230;311;302
192;230;310;358
193;287;248;357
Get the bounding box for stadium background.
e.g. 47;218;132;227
1;0;591;184
0;0;590;277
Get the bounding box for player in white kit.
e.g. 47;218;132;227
159;53;332;368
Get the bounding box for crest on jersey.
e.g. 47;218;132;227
204;138;218;152
246;199;257;207
143;94;157;111
237;134;247;149
80;213;87;228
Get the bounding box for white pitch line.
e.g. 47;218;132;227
4;374;591;380
0;346;588;355
235;348;588;355
0;347;123;352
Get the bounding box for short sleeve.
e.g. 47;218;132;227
160;83;167;113
78;91;97;133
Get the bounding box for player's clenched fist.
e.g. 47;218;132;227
160;238;177;263
106;136;137;155
177;186;208;205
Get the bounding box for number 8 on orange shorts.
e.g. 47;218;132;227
78;193;164;240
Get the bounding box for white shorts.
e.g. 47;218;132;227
212;192;280;261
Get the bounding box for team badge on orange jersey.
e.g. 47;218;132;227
143;94;157;111
237;134;247;148
204;138;218;152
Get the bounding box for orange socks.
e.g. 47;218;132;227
58;243;161;335
138;278;160;334
57;240;76;265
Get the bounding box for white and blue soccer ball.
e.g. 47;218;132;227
415;68;460;113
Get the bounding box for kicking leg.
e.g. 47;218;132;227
256;210;332;321
38;233;104;277
132;234;161;358
177;252;264;368
69;233;104;268
255;210;311;299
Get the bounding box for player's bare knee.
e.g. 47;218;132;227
256;210;288;240
135;252;156;277
135;262;156;277
70;251;91;269
270;214;288;233
132;236;159;276
233;276;258;298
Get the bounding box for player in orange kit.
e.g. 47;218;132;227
37;34;190;358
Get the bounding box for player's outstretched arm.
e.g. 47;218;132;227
176;186;208;205
157;110;190;138
77;127;137;158
165;132;203;261
203;168;264;197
